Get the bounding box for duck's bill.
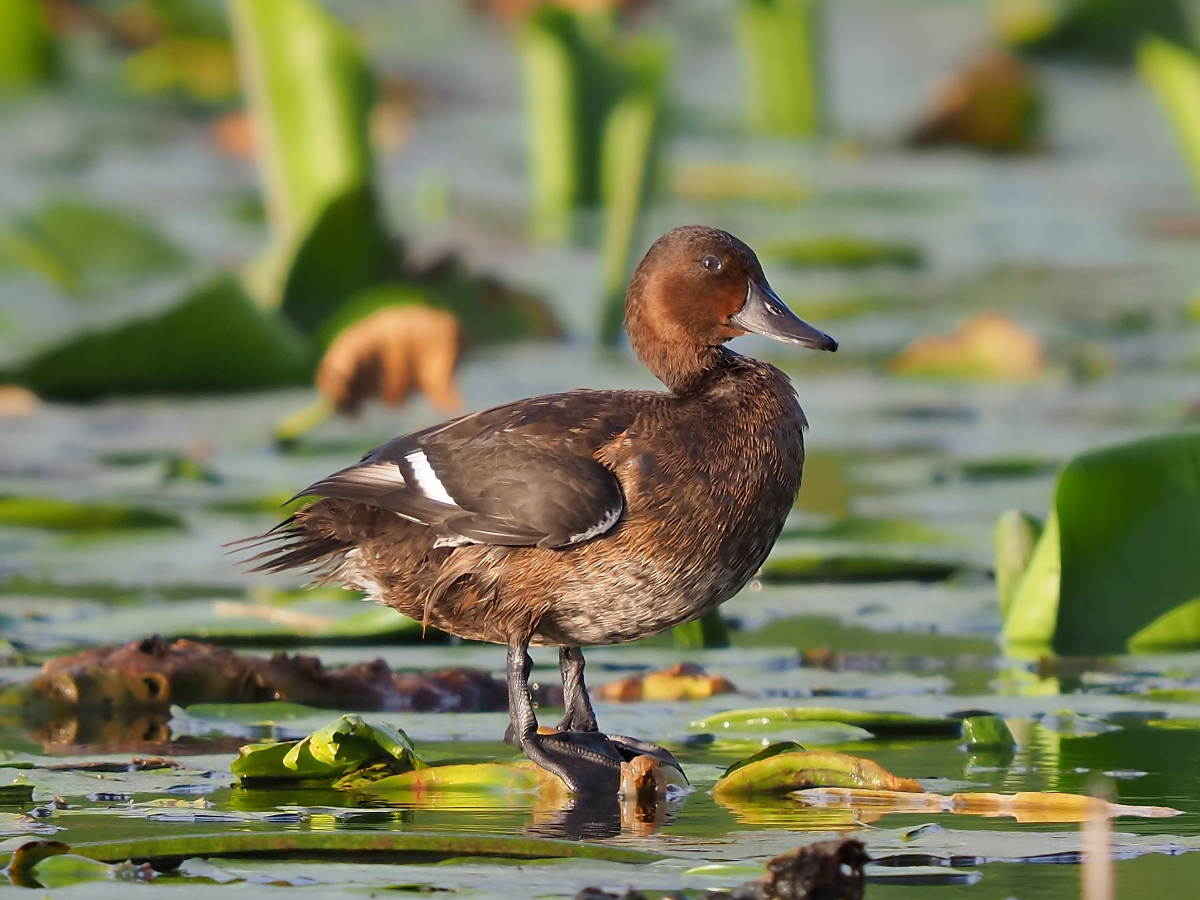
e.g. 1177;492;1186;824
732;280;838;352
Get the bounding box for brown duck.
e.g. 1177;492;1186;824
241;225;837;794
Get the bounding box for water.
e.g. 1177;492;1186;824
5;0;1200;896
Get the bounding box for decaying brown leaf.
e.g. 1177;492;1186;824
888;312;1046;381
908;49;1041;152
594;662;738;702
316;305;463;415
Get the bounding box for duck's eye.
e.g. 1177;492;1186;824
701;254;722;271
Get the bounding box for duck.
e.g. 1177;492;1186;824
239;225;837;795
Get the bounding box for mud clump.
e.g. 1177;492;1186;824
29;635;511;712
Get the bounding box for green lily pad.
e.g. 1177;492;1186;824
0;497;182;532
3;277;316;399
232;714;423;783
761;553;960;583
711;744;923;796
0;202;188;294
0;784;34;807
960;715;1016;749
760;236;922;269
30;854;125;889
0;832;664;869
690;707;963;738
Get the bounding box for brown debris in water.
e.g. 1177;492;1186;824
594;662;737;702
30;635;508;713
316;305;463;415
907;49;1041;153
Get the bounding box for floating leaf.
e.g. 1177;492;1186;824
4;840;68;888
761;553;960;583
367;762;546;797
690;707;962;738
0;202;188;294
30;854;138;889
671;609;731;649
795;787;1179;823
1001;508;1060;648
0;497;182;532
0;832;663;870
672;162;809;206
232;714;423;782
0;784;33;807
3;277;315;399
761;236;920;269
712;746;923;796
889;312;1045;381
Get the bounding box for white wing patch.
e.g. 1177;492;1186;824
567;505;621;545
405;449;457;506
335;462;405;489
433;533;476;549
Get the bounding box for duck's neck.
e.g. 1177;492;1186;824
635;339;729;395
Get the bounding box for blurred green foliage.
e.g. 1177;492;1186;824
0;0;56;91
1001;431;1200;654
738;0;822;136
1007;0;1193;66
1139;37;1200;210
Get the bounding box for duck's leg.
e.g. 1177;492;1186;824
556;646;598;733
506;641;621;796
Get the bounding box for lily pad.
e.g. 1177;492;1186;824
761;553;960;583
690;707;963;738
3;277;315;399
0;202;188;294
761;236;921;269
0;497;182;532
712;745;923;796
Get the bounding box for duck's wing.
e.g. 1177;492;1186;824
298;391;644;550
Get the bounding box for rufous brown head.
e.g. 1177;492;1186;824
624;225;837;391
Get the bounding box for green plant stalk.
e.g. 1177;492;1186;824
1002;508;1060;648
737;0;822;137
995;510;1043;620
230;0;378;309
599;93;657;343
521;14;581;243
673;609;731;649
1139;37;1200;209
0;0;55;90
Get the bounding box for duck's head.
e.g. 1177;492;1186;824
624;225;837;391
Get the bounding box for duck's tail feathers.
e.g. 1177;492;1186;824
224;508;351;577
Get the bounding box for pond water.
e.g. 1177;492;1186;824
4;0;1200;897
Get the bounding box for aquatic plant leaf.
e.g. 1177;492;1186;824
0;202;188;294
231;0;393;318
30;854;124;889
761;236;920;269
0;497;181;532
995;509;1043;619
233;714;422;782
0;784;33;806
671;609;731;649
1016;0;1192;66
737;0;821;137
690;707;962;738
889;312;1046;381
960;715;1016;749
1139;38;1200;209
367;762;545;796
712;747;923;796
0;0;54;91
795;787;1179;822
721;741;807;779
3;277;315;399
1050;431;1200;654
1001;508;1059;647
1128;595;1200;651
4;840;68;888
0;832;664;868
123;36;239;103
761;553;960;583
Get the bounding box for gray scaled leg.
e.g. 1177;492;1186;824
556;646;599;733
506;641;621;796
